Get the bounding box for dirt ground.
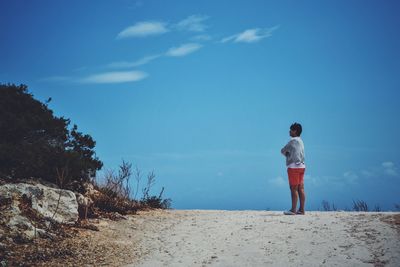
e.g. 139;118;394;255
2;210;400;266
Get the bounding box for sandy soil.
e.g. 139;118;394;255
122;210;400;267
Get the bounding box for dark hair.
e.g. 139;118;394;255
290;122;302;136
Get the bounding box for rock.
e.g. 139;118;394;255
4;203;51;240
76;193;93;207
37;228;56;240
0;181;81;242
83;182;101;198
0;183;79;224
8;214;33;231
83;182;95;194
0;192;12;208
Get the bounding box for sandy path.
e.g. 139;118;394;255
125;210;400;267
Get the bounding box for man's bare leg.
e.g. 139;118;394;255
298;183;305;214
290;185;299;212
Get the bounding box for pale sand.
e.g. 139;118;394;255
124;210;400;267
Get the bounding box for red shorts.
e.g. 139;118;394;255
287;168;305;186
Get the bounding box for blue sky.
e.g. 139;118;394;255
1;0;400;210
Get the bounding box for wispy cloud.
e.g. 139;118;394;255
382;161;394;168
72;66;89;73
343;171;358;183
81;70;148;84
303;174;355;187
107;43;202;70
175;15;209;32
52;18;281;84
361;170;374;177
39;76;71;82
221;25;280;43
192;34;212;41
166;43;202;57
304;174;318;186
126;149;270;161
107;54;161;69
382;161;398;176
117;21;169;39
269;176;286;187
117;15;209;40
359;161;399;178
126;0;143;9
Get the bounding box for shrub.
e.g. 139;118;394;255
140;171;172;209
373;204;381;212
141;187;172;209
321;200;337;211
0;83;102;186
92;161;171;216
322;200;331;211
90;187;139;215
353;200;369;212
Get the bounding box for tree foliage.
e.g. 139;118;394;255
0;83;103;186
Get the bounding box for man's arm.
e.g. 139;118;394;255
281;141;292;156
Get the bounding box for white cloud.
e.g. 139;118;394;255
73;66;88;72
127;0;143;9
304;174;344;187
221;25;280;43
107;54;161;69
81;70;148;84
166;43;202;57
385;168;398;176
108;44;202;67
304;174;318;186
302;161;399;189
382;161;398;176
361;170;374;177
344;161;399;180
39;76;71;82
192;34;212;41
116;14;209;39
117;21;169;38
269;176;286;187
382;161;394;168
343;171;358;183
175;15;209;32
129;149;271;161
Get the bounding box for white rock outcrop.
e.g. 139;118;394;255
0;183;79;224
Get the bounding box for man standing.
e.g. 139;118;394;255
281;123;306;215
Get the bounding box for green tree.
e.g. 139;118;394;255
0;83;103;186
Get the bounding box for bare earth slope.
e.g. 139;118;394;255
125;210;400;267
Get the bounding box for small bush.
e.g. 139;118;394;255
141;187;171;209
373;204;381;212
353;200;368;212
91;161;171;216
321;200;337;211
102;161;132;199
322;200;331;211
90;188;139;215
91;161;139;215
